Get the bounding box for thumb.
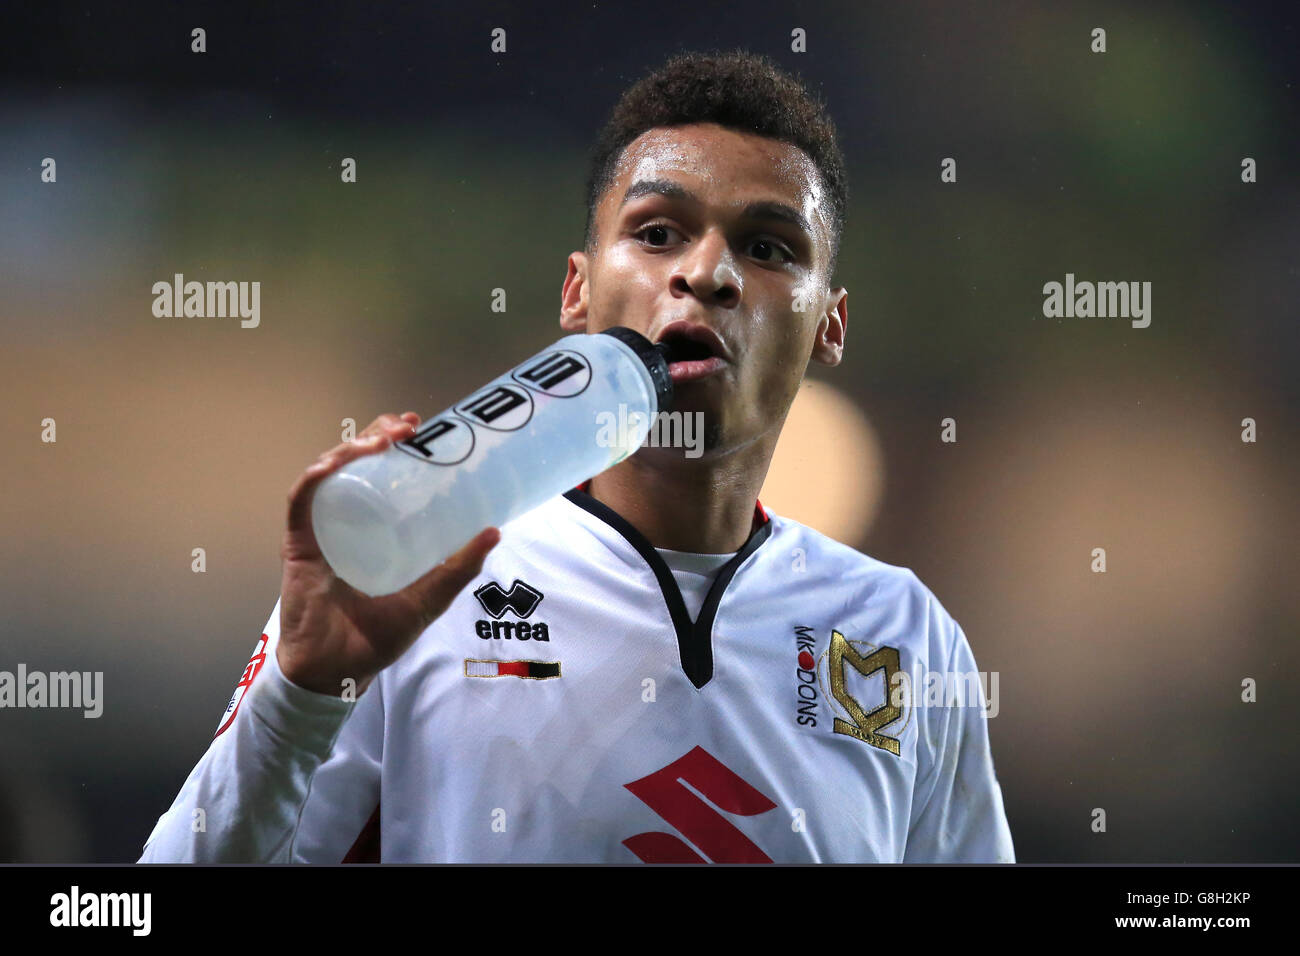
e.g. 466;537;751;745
402;527;501;624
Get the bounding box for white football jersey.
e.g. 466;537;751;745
140;485;1014;863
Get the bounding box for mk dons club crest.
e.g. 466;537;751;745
795;625;911;756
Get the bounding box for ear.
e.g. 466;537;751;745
810;286;847;366
559;251;590;332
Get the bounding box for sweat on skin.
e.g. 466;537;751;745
559;122;847;555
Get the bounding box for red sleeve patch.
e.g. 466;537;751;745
214;634;269;738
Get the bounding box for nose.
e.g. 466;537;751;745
669;229;741;308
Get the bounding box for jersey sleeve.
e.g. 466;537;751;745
903;612;1015;863
138;596;384;863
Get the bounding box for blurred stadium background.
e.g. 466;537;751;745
0;1;1296;861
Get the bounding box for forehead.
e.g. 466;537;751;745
603;123;828;233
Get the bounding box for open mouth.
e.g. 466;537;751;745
659;336;718;363
654;322;731;384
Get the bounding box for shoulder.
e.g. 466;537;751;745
764;509;934;603
764;509;967;663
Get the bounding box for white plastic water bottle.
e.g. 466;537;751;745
311;327;674;596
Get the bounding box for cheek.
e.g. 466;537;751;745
746;324;808;410
593;246;658;311
602;241;638;276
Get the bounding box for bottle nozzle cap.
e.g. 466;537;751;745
599;327;674;414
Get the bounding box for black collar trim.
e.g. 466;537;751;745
561;486;773;689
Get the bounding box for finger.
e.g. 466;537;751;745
284;426;412;559
323;415;416;471
356;413;415;445
283;457;348;560
304;415;412;476
404;527;501;623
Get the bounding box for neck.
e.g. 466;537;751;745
586;430;776;554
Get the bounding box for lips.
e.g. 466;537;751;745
665;355;727;383
653;320;731;383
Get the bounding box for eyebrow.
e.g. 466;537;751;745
620;178;814;239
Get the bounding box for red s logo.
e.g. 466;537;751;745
623;746;777;863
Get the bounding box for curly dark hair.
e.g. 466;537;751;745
584;48;849;281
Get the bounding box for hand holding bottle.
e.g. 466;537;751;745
278;412;500;697
310;328;672;597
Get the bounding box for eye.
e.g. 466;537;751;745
634;223;682;247
748;237;795;264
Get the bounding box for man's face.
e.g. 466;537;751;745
561;122;847;458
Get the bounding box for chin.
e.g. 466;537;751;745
632;416;727;462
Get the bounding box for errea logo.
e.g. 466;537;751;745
473;579;550;641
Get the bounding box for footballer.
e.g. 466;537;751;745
140;50;1014;863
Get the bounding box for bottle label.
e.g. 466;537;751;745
396;347;593;467
511;350;592;397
